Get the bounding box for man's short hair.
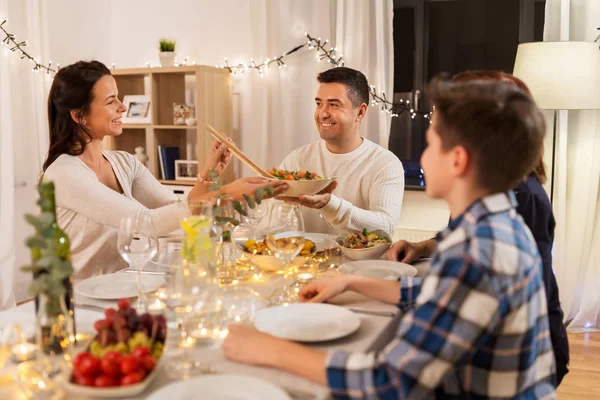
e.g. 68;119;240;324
428;77;546;193
317;67;369;107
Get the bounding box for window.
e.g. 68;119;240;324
389;0;546;189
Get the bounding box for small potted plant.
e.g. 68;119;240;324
158;38;176;67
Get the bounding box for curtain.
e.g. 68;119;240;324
544;0;600;332
0;0;51;308
235;0;395;177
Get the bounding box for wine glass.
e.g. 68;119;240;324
240;201;267;240
117;214;158;313
266;203;305;303
164;257;218;379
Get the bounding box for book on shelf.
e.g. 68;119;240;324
158;146;180;180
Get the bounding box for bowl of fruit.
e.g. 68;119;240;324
64;298;167;398
268;168;336;197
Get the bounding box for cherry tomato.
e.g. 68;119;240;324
74;372;95;387
104;308;117;319
73;352;91;368
120;355;140;375
120;371;145;386
101;357;121;378
141;355;156;372
78;355;101;377
95;375;118;387
131;346;150;359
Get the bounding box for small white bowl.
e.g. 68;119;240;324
338;230;392;261
270;177;336;197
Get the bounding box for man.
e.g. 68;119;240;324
277;67;404;236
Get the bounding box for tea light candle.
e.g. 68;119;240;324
11;342;37;363
297;272;315;283
147;298;166;314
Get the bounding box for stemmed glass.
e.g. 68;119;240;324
266;203;306;304
164;257;218;379
240;201;267;240
117;214;158;313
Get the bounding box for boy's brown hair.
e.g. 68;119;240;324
428;77;546;193
451;70;547;184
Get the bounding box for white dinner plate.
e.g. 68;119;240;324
75;273;165;300
146;374;291;400
254;303;361;342
339;260;418;280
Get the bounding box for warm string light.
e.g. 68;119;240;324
1;18;56;74
217;31;430;119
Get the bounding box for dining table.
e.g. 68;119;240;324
0;258;430;400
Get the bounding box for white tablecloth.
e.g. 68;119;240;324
0;264;417;399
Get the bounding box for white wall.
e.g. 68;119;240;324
7;0;449;300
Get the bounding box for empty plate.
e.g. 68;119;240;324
146;375;290;400
339;260;418;280
254;303;361;342
75;273;165;300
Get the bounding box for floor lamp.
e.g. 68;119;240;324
513;42;600;203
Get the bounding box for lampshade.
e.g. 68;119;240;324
513;42;600;110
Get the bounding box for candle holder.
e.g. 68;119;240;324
11;342;38;364
15;359;63;399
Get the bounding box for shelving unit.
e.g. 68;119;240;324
104;66;233;186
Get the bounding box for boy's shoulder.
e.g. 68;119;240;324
437;210;538;277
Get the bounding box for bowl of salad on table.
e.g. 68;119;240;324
338;229;392;260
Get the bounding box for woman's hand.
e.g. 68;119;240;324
222;325;282;366
201;138;233;178
219;177;288;200
298;276;349;303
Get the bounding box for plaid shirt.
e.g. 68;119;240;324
326;192;557;399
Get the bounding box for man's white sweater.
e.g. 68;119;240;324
279;138;404;236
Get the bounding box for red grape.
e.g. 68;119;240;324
117;298;131;311
120;371;145;386
95;375;118;387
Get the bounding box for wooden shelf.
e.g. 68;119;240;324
159;179;196;186
154;125;197;130
122;124;150;129
108;65;233;183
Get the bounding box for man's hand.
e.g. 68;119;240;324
276;180;338;209
385;239;435;263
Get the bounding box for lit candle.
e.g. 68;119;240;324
297;272;314;283
147;298;166;314
11;342;37;363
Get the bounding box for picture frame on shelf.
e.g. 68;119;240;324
174;160;198;181
122;95;152;124
173;103;196;126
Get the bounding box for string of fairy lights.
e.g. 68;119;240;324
1;20;429;119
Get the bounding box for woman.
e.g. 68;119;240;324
42;60;287;279
385;70;569;386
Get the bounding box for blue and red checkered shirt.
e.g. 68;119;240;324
326;192;556;399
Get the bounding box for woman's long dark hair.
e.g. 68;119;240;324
42;60;111;171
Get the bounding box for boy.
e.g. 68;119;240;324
222;78;556;399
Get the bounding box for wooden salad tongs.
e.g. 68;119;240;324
205;125;273;179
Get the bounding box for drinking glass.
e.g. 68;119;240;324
117;214;158;313
164;257;218;379
266;203;305;303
